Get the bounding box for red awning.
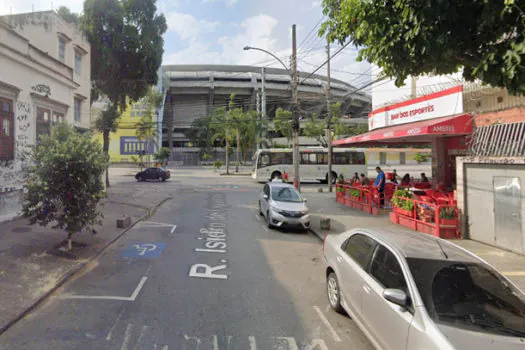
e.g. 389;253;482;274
333;113;473;146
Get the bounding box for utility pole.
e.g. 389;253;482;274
256;89;261;150
291;24;300;191
261;67;267;148
326;41;333;192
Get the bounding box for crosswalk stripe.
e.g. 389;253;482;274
120;323;134;350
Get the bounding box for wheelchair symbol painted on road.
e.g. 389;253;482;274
121;242;166;258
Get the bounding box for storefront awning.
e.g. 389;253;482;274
333;113;473;146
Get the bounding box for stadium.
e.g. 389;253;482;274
156;65;372;165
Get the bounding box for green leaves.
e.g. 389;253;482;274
273;108;293;141
320;0;525;95
21;123;109;237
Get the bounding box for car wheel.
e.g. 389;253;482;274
258;201;264;216
267;211;274;229
327;272;344;313
326;172;337;185
162;177;167;182
137;176;143;182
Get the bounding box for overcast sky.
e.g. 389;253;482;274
1;0;373;90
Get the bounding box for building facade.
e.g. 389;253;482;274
0;11;90;222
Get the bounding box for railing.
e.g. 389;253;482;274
391;196;459;238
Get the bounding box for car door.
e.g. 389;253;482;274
337;234;377;323
361;244;414;350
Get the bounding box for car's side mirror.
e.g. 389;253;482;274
263;194;269;200
383;289;408;308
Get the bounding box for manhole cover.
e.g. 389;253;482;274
11;227;32;233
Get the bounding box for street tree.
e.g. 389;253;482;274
320;0;525;94
57;6;80;24
239;110;259;163
185;116;214;158
154;147;172;165
212;106;235;175
83;0;167;187
21;123;108;251
135;90;164;166
273;107;293;144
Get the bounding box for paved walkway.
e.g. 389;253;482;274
305;192;525;291
0;183;172;334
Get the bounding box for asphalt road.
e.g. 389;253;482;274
0;170;373;350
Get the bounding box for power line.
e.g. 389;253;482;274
299;41;352;85
297;15;325;52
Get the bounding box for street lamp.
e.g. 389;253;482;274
244;31;300;191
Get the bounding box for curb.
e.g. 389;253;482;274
219;173;251;176
0;196;172;336
308;227;325;242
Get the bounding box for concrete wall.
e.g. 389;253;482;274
457;157;525;254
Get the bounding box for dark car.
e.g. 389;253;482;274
135;168;170;182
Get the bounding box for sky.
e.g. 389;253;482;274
0;0;372;90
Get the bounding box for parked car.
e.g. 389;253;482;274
259;182;310;230
135;168;170;182
323;228;525;350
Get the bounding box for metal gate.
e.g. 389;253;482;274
493;176;523;253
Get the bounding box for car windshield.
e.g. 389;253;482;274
271;187;302;202
407;258;525;337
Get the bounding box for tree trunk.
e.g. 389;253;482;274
225;138;230;175
236;130;240;173
243;148;247;164
103;129;110;188
67;232;73;251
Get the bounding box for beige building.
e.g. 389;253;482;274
0;11;90;222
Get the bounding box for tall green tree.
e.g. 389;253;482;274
211;106;235;174
185;116;214;157
273;107;293;144
57;6;80;24
239;110;259;163
82;0;167;186
21;123;108;251
320;0;525;94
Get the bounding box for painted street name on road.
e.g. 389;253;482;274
189;193;230;280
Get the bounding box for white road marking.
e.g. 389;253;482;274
262;226;268;232
184;334;201;349
248;336;257;350
133;325;148;350
106;309;124;340
129;277;148;301
213;335;219;350
313;306;341;342
145;265;152;276
120;323;133;350
170;225;177;234
59;276;147;301
255;214;261;221
141;221;175;227
161;346;168;350
194;248;227;253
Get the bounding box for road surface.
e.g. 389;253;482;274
0;170;373;349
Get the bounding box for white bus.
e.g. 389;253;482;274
252;148;367;183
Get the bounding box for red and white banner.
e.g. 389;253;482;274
369;86;463;131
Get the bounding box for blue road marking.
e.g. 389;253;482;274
121;242;166;258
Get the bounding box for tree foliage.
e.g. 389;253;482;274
273;107;293;141
21;124;108;248
154;147;172;164
81;0;166;186
303;102;367;146
320;0;525;94
185;116;214;154
57;6;80;24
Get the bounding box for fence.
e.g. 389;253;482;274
169;148;255;166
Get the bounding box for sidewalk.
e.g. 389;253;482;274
305;192;525;291
0;183;172;334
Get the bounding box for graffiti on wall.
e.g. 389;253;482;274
0;99;32;195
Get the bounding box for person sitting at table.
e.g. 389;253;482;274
401;173;411;186
360;173;369;186
391;169;400;184
420;173;430;183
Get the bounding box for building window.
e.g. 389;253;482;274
0;98;14;160
74;98;81;121
58;38;66;62
37;107;51;140
75;53;81;77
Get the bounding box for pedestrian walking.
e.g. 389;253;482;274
374;166;386;207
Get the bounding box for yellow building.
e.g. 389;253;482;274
91;97;154;163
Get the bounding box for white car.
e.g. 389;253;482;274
258;182;310;230
323;227;525;350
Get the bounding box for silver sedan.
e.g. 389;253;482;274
323;228;525;350
259;182;310;230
